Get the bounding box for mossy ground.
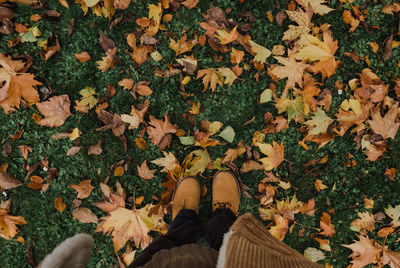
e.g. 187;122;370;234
1;0;400;267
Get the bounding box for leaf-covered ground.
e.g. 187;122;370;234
1;0;400;267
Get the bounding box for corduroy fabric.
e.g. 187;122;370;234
141;213;322;268
223;213;322;268
141;244;218;268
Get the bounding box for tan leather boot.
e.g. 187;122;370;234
171;176;201;220
212;171;241;215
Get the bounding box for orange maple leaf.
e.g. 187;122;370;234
0;55;42;113
255;141;285;171
0;208;26;240
169;34;198;55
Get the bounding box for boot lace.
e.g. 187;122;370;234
213;202;233;210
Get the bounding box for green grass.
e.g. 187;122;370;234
1;0;400;267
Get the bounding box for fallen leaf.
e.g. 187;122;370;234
182;0;199;9
305;108;334;136
0;208;26;240
342;236;382;268
54;197;66;212
137;160;156;180
88;138;104;155
66;146;81;156
255;141;285;171
269;214;288;241
319;212;335;237
169;34;198;55
294;32;338;79
69;180;95;199
0;173;22;190
146;113;177;149
18;145;32;160
151;151;178;172
369;103;399;139
72;207;98;224
95;204;167;252
0;54;42;113
35;95;71;127
74;51;91;62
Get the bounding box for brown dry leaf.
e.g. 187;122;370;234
0;208;26;240
240;160;263;173
0;172;22;190
294;31;338;79
18;145;32;160
169;34;198;55
0;54;42;113
74;51;91;62
182;0;199;9
118;78;134;90
114;167;124;177
121;103;148;130
72;207;98;224
137;160;156;180
196;68;223;92
222;146;246;163
69;180;95;199
255;141;285;171
343;10;360;32
96;110;126;137
28;175;43;190
54;197;66;212
136;85;153;96
66;146;81;156
382;250;400;268
88;138;103;155
146;113;178;149
377;227;395;238
95;204;168;252
35;95;71;127
95;192;125;213
342;236;382;268
369;103;400;139
382;4;400;14
319;212;335;237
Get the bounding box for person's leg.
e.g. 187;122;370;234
204;171;241;250
203;208;237;250
128;209;202;268
128;176;202;268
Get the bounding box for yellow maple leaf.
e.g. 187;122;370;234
248;40;271;65
77;86;97;109
185;149;211;175
96;204;168;252
255;141;285;171
215;26;238;45
294;32;338;79
216;67;238;86
305;108;334;136
169;34;198;55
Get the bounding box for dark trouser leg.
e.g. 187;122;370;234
203;208;237;250
128;209;202;268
